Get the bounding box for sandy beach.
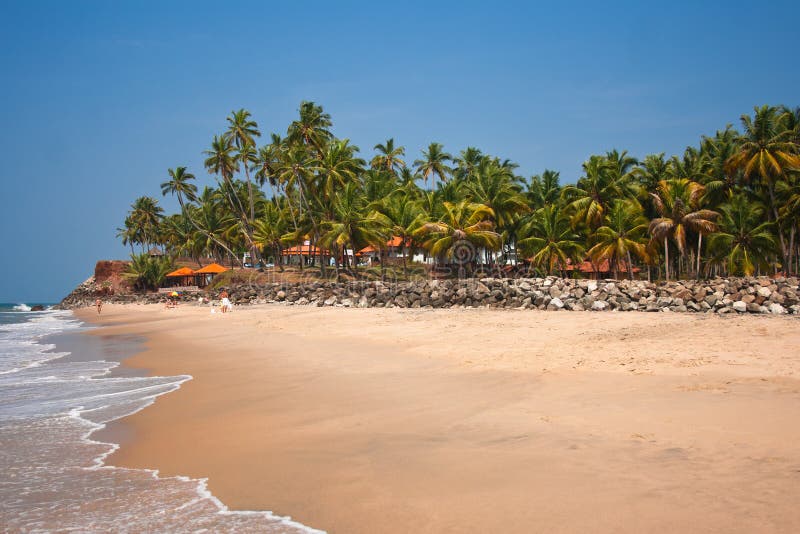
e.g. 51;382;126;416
76;304;800;533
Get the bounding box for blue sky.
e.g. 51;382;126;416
1;0;798;302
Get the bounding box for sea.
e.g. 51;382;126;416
0;303;321;533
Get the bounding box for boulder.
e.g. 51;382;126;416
768;303;786;315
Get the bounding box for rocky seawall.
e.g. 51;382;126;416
57;276;800;315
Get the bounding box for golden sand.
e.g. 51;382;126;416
76;304;800;533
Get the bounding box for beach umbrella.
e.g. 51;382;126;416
166;267;196;277
194;263;228;274
171;291;179;297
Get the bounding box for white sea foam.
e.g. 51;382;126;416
12;303;32;312
0;310;325;533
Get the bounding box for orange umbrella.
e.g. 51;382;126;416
166;267;196;277
194;263;228;274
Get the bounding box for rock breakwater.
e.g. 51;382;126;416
57;276;800;315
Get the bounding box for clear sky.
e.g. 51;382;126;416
1;0;797;302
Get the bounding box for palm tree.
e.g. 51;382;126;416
372;194;425;276
254;133;286;200
414;200;501;275
708;193;776;276
726;105;800;269
160;167;198;212
319;182;388;277
452;147;484;181
525;169;561;210
633;154;668;213
699;126;741;206
204;135;245;217
317;139;365;199
562;154;634;230
463;159;529;264
517;205;584;276
192;188;241;264
129;196;164;251
414;142;452;189
226;109;261;221
253;202;289;271
648;179;719;280
371;138;406;174
587;200;649;279
287;101;333;155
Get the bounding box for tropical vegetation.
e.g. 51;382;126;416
119;103;800;281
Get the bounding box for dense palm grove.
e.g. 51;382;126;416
119;102;800;284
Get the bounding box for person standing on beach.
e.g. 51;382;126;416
95;298;102;315
220;291;232;313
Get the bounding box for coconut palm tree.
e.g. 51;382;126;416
254;133;286;200
317;138;365;199
517;205;584;276
372;194;425;276
648;179;719;280
226;108;261;220
525;169;561;210
452;147;484;182
160;167;198;210
587;200;649;279
708;193;777;276
698;126;741;206
726;105;800;269
128;196;164;252
319;182;388;277
414;200;500;276
414;142;453;189
371;138;406;174
463;160;529;231
562;154;634;230
253;202;289;271
287;101;332;155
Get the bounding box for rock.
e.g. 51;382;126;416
591;300;609;311
768;303;786;314
732;301;747;313
31;305;45;311
746;302;762;313
757;286;772;298
548;297;564;310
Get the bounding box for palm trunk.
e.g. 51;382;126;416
696;233;703;279
626;250;634;280
664;237;670;281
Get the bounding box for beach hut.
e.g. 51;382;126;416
194;262;228;286
164;266;196;288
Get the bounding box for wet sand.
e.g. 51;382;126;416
75;303;800;533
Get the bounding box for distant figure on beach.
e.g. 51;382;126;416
95;299;102;315
220;291;232;313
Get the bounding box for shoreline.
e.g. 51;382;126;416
75;303;800;533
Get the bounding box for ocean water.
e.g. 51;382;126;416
0;304;322;533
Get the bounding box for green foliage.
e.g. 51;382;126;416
121;101;800;280
123;254;173;292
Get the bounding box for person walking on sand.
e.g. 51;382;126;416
95;298;103;315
